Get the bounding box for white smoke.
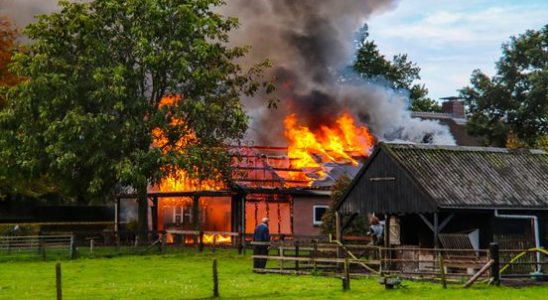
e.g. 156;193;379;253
0;0;60;28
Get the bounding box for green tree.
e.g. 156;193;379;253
321;175;368;237
0;0;268;241
460;25;547;147
0;16;20;108
353;25;441;113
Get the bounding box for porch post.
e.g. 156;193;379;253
241;194;246;250
384;214;391;247
151;196;159;236
433;212;439;249
192;194;200;230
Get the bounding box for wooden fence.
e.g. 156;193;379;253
0;234;75;259
250;240;548;285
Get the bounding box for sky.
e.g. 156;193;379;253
1;0;546;102
366;0;547;100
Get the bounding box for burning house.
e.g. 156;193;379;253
119;110;376;243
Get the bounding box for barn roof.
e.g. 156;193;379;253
338;143;548;213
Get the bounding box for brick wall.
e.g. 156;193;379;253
292;196;330;236
442;100;465;118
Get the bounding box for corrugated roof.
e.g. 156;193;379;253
384;143;548;209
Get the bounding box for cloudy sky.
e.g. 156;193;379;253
367;0;547;100
1;0;546;101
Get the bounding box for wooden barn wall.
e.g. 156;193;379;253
340;150;436;215
400;211;548;249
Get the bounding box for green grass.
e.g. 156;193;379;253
0;249;546;299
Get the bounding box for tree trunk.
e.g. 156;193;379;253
137;184;149;245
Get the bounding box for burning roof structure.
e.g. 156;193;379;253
138;100;376;243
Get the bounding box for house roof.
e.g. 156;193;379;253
410;112;484;146
338;143;548;212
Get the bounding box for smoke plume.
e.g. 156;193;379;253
0;0;60;28
1;0;456;146
222;0;455;146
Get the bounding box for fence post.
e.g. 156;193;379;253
295;240;300;273
489;242;500;286
55;262;62;300
90;239;94;255
312;240;318;273
237;232;243;255
70;235;76;259
40;241;47;261
199;231;204;253
342;256;350;291
212;259;219;298
279;244;284;271
438;250;447;289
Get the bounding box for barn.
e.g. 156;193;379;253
337;143;548;251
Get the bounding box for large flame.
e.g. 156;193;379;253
284;111;375;173
153;96;225;192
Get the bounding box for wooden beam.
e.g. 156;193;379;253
384;215;391;248
369;177;396;182
439;213;455;232
335;212;341;242
419;214;434;232
341;213;358;232
463;259;494;288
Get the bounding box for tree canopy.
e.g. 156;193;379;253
460;25;547;147
0;0;268;238
353;25;441;113
0;16;20;107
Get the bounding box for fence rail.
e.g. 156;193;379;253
0;235;74;259
250;240;548;286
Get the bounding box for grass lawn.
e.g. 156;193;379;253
0;249;546;299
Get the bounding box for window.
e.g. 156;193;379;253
313;205;329;226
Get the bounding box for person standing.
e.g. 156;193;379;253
253;217;270;269
368;216;384;246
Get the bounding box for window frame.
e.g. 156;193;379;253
312;205;329;226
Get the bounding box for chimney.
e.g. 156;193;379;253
441;97;465;119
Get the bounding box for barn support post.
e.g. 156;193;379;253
241;194;246;253
335;212;341;242
419;212;454;249
384;215;391;248
384;215;391;271
231;194;241;249
192;194;200;246
151;196;159;238
433;213;439;249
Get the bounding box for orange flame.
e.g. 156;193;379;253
284;111;375;176
202;234;232;244
153;96;224;192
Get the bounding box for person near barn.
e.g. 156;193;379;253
368;216;384;245
253;217;270;269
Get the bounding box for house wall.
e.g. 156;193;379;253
293;196;330;236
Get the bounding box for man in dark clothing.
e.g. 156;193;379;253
253;217;270;269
